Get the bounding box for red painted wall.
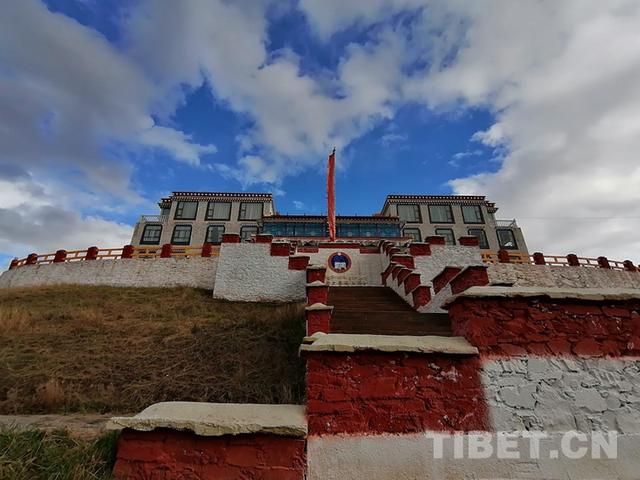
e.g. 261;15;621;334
305;352;489;435
113;429;306;480
448;297;640;357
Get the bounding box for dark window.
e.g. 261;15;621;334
428;205;454;223
403;228;422;242
174;201;198;220
239;202;263;220
337;223;360;238
435;228;456;245
240;225;258;242
206;225;225;244
397;204;421;223
468;228;489;249
171;225;192;245
497;229;518;250
206;201;231;220
462;205;484;224
140;224;162;245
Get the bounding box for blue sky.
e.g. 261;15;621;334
1;0;640;266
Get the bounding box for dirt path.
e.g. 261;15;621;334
0;413;126;441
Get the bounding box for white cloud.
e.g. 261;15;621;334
420;0;640;261
0;0;215;254
0;177;132;258
3;0;640;263
124;0;410;184
298;0;640;260
293;200;306;210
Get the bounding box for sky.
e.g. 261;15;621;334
1;0;640;266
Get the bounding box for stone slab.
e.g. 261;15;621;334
107;402;307;437
299;332;478;355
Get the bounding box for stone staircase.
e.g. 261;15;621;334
327;286;451;336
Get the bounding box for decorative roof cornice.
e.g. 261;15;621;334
171;191;273;199
382;194;497;212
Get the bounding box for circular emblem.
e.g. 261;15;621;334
328;251;352;273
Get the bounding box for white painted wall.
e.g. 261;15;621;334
308;432;640;480
0;258;218;290
413;245;482;283
483;357;640;433
306;250;383;286
308;357;640;479
212;243;305;302
488;264;640;289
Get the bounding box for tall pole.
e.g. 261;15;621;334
327;148;336;241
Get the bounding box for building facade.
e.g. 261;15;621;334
382;194;528;252
131;192;274;248
131;192;528;253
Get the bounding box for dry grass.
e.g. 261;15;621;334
0;286;306;414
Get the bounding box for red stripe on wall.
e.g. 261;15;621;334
448;297;640;357
305;352;489;435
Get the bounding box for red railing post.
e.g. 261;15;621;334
122;245;134;259
9;259;19;270
566;254;580;266
498;249;511;263
532;252;546;265
26;253;38;265
53;249;67;263
597;256;611;269
201;243;212;257
85;246;99;260
160;243;172;258
623;260;637;272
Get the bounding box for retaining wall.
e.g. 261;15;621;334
0;257;218;289
212;242;306;302
413;244;483;283
488;263;640;289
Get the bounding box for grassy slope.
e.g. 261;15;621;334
0;286;305;414
0;428;117;480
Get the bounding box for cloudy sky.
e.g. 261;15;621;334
1;0;640;265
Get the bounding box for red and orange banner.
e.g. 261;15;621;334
327;148;336;241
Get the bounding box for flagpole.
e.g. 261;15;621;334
327;148;336;242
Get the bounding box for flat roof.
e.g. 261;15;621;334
262;214;401;223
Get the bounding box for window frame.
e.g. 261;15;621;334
403;227;422;242
140;224;163;245
397;204;422;223
435;227;456;245
467;228;489;249
174;201;198;220
205;224;225;244
428;204;455;224
238;202;264;221
461;205;484;224
205;201;231;221
240;225;258;242
497;229;518;250
171;224;193;245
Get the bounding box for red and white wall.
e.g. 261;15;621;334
302;289;640;479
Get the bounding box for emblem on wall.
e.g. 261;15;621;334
328;252;352;273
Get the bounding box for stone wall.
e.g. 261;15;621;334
212;242;305;302
306;248;383;286
447;295;640;356
488;263;640;289
305;351;488;435
114;430;306;479
483;357;640;433
0;257;218;290
413;244;483;283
